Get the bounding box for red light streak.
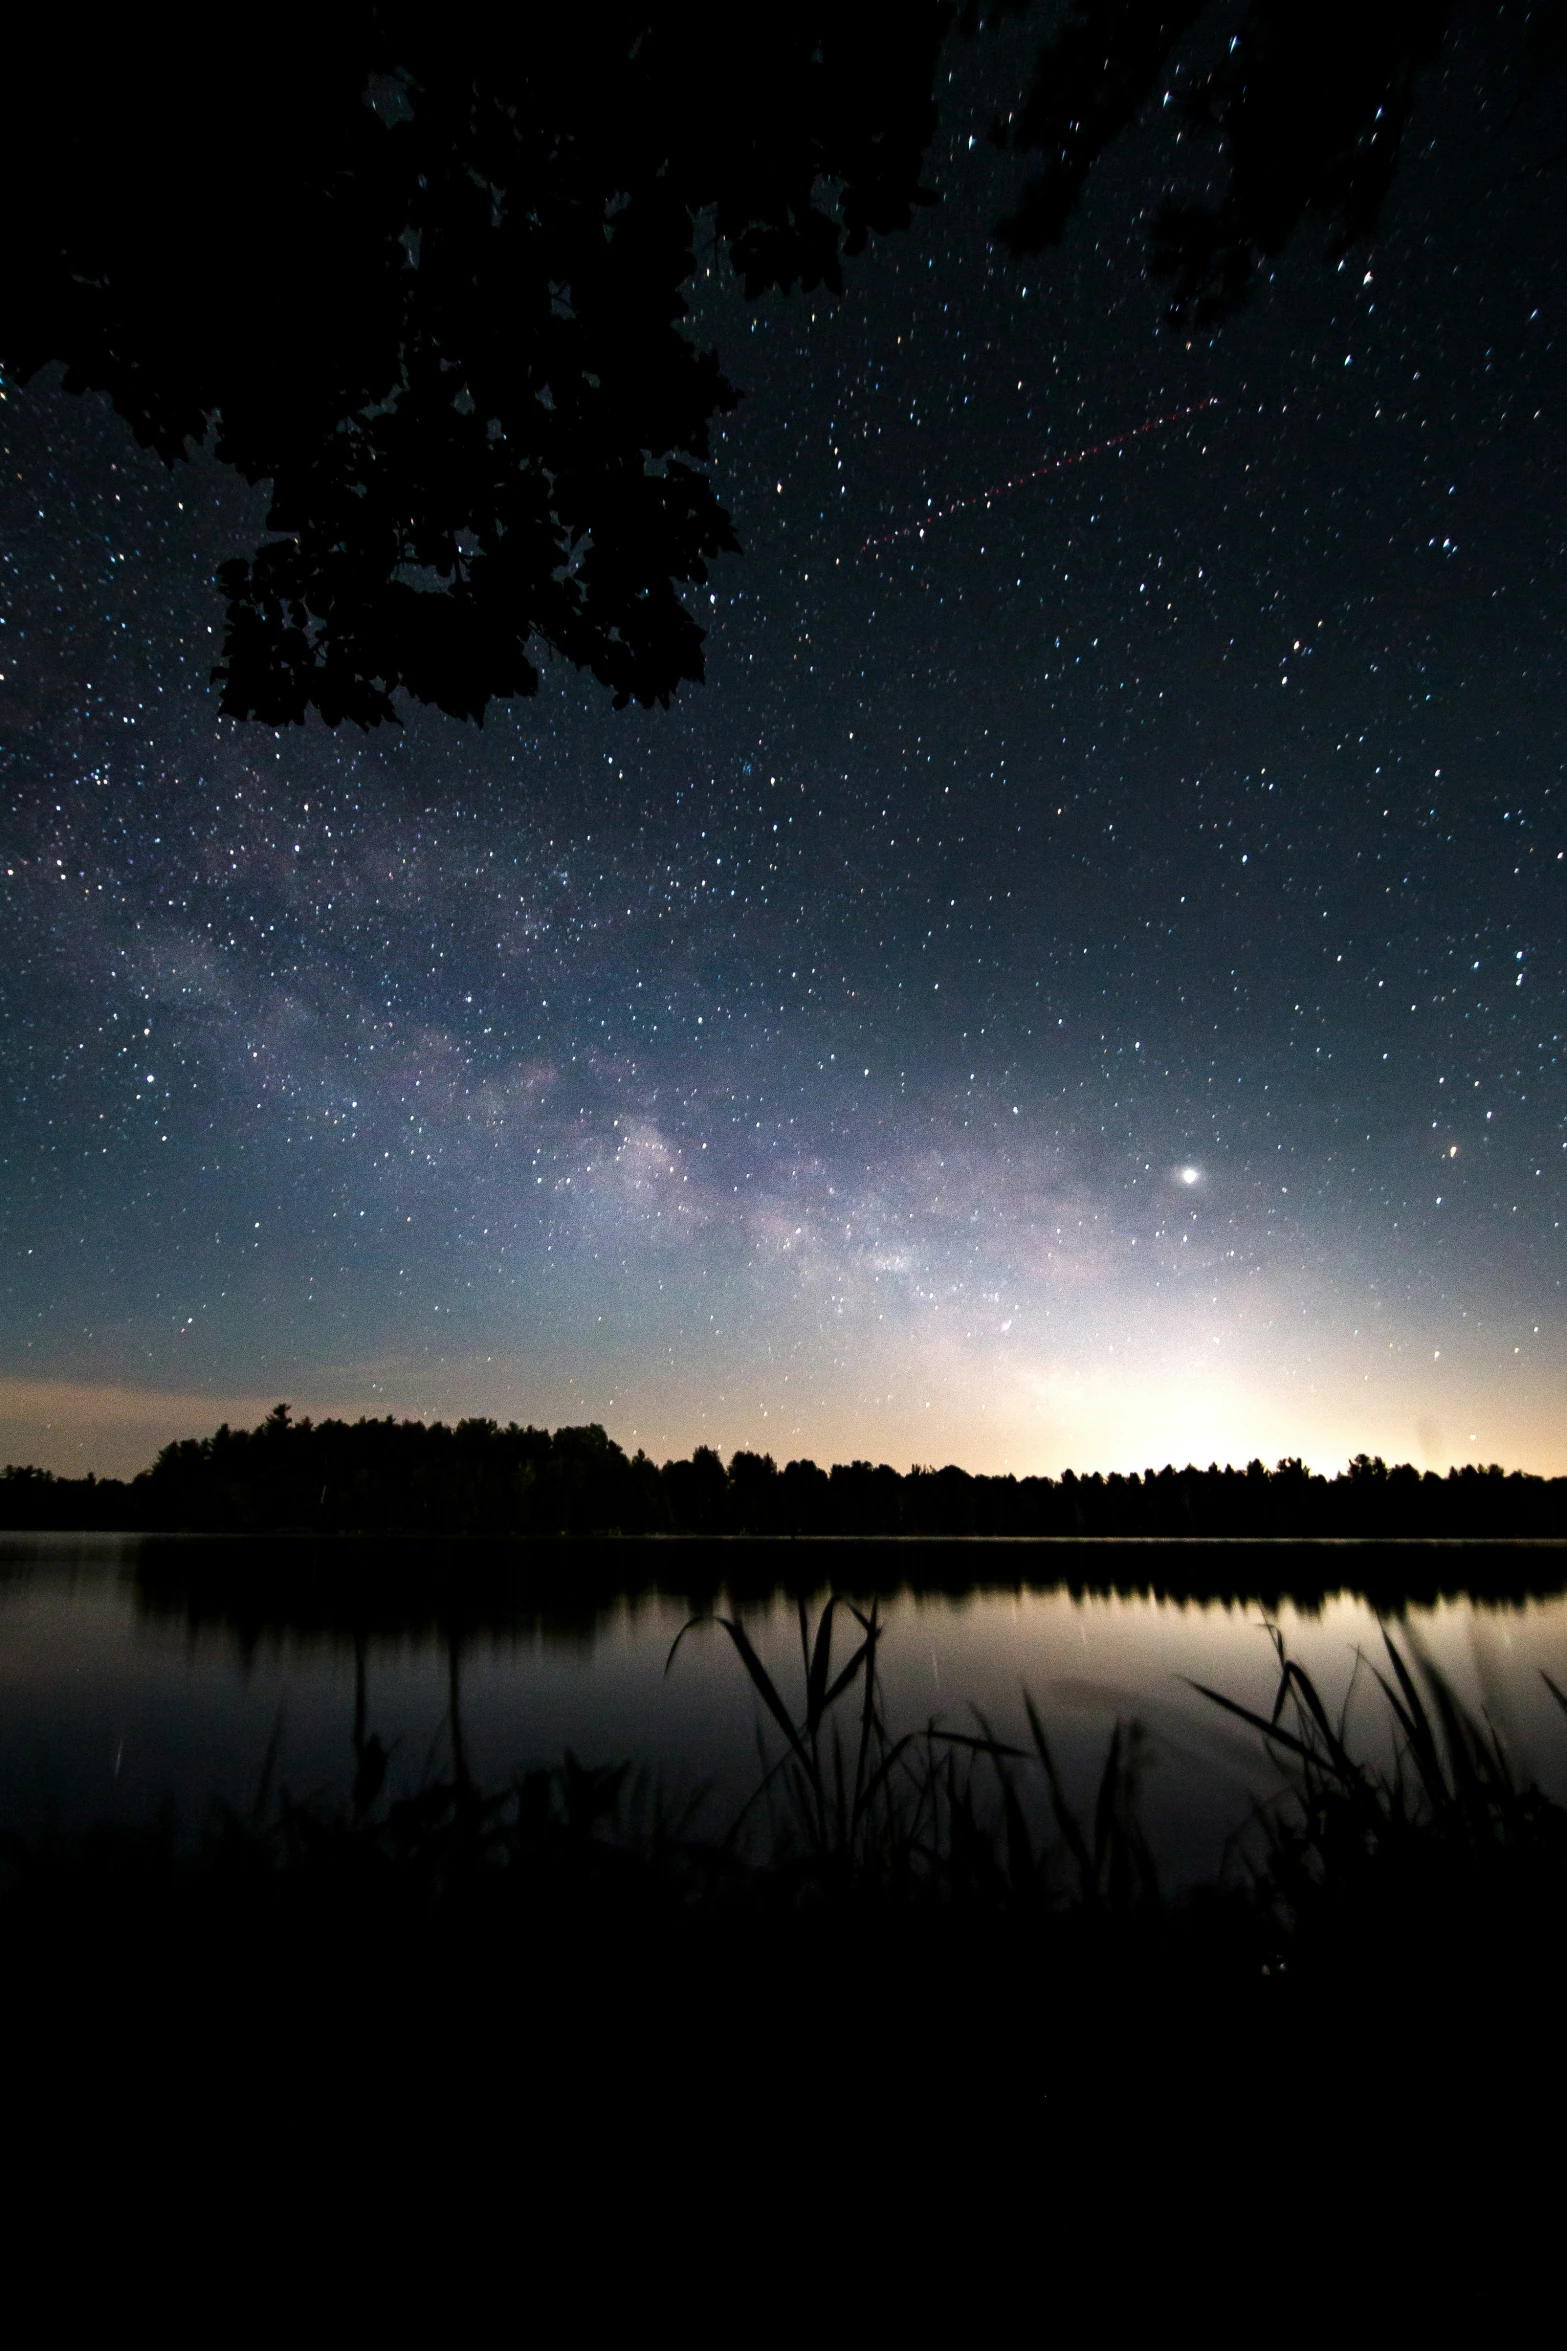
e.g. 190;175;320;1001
859;399;1219;554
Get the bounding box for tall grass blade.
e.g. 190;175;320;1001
1024;1691;1097;1897
250;1706;286;1830
1187;1680;1351;1779
664;1615;709;1676
715;1618;813;1769
805;1598;836;1734
1370;1630;1450;1804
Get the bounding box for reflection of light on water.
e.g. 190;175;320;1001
6;1542;1567;1889
867;1585;1567;1882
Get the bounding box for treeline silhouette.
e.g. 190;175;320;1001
4;1405;1564;1539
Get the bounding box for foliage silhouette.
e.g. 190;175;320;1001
3;8;943;726
10;8;1550;736
982;1;1564;323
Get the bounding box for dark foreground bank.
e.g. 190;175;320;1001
6;1605;1566;2178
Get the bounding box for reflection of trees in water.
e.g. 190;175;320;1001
128;1535;1567;1665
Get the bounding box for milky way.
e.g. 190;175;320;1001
1;31;1563;1477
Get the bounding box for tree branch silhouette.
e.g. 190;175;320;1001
2;8;944;726
7;5;1555;729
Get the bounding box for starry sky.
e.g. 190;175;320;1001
2;30;1564;1480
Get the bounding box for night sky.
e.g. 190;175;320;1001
3;33;1563;1480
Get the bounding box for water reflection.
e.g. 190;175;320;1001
2;1533;1565;1885
129;1530;1567;1638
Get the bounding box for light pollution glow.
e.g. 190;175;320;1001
5;1117;1561;1481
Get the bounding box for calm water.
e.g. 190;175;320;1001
4;1534;1567;1881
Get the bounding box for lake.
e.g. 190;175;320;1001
4;1533;1566;1883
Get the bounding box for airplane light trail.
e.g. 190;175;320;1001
859;399;1219;553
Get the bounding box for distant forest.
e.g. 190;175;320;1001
3;1408;1563;1539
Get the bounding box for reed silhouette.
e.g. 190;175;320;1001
4;1596;1564;2207
6;1597;1563;1965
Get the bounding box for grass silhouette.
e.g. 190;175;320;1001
4;1601;1565;2166
6;1601;1563;1949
